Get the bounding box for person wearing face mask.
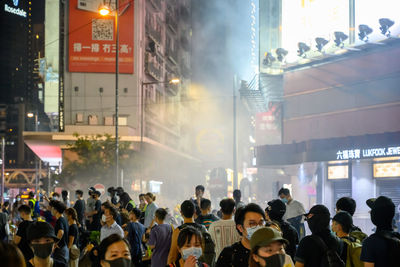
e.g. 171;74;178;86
14;205;34;266
168;226;208;267
98;233;132;267
27;221;60;267
249;227;294;267
360;196;400;267
294;204;345;267
100;206;124;242
87;191;102;231
107;187;118;206
278;188;305;240
49;200;69;267
85;187;96;229
265;199;298;261
216;203;266;267
72;190;85;227
12;194;23;225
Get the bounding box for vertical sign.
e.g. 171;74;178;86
68;0;134;73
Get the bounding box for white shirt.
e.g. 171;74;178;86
100;221;124;241
283;199;306;222
208;219;241;258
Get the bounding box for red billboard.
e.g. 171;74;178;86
255;105;282;146
68;0;134;73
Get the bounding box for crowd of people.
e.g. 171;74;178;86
0;184;399;267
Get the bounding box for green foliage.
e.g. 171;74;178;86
56;133;138;186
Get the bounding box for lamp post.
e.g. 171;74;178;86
99;2;120;185
27;112;40;195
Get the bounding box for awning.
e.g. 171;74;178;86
24;139;62;166
257;131;400;166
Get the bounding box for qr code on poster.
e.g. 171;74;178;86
92;19;114;41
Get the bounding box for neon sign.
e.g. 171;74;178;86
4;0;26;18
336;146;400;160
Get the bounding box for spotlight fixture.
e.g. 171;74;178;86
358;24;373;42
379;18;394;37
275;48;288;62
315;37;329;52
334;31;348;48
262;52;276;66
297;42;310;57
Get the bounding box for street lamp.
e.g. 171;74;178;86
27;112;40;197
140;78;180;145
99;1;120;185
27;112;38;131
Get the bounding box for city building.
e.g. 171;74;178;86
241;0;400;233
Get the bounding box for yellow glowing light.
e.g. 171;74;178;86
169;78;180;85
99;6;111;16
36;34;39;39
27;113;34;118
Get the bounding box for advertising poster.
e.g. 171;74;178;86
68;0;134;73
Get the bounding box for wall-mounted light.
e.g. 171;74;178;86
379;18;394;37
276;48;288;62
74;86;79;92
99;87;104;94
334;31;348;48
297;42;310;57
262;52;276;66
358;24;373;42
315;37;329;52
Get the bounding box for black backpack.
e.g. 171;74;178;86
178;223;216;267
375;230;400;267
311;235;345;267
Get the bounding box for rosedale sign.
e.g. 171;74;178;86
4;0;27;18
336;146;400;160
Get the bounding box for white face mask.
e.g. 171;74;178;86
53;196;59;201
102;214;107;222
246;225;264;240
182;247;203;260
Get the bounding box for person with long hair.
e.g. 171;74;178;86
249;227;294;267
65;208;80;267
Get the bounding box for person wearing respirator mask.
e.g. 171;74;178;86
27;221;60;267
249;227;294;267
169;226;207;267
216;203;266;267
98;234;132;267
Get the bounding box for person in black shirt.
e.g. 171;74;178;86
14;205;34;266
65;208;80;267
265;199;298;261
73;190;85;227
87;191;102;231
195;198;219;229
295;204;344;267
2;201;10;216
107;187;118;206
216;203;266;267
191;185;205;218
360;196;399;267
50;200;69;267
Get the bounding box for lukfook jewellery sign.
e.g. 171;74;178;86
336;146;400;160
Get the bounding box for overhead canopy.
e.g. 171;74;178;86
257;131;400;166
24;139;62;166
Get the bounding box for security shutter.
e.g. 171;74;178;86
377;179;400;208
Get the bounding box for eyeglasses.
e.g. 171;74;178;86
248;220;266;228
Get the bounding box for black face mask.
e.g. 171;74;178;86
31;242;54;259
257;253;286;267
105;257;132;267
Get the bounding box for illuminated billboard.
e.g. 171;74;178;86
68;0;134;73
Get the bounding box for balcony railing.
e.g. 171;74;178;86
145;53;163;81
146;24;162;45
166;47;178;65
166;14;178;33
149;0;162;11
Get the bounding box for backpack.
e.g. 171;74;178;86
178;223;216;267
375;230;400;267
349;227;368;243
341;237;363;267
311;235;345;267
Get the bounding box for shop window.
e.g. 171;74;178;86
373;157;400;178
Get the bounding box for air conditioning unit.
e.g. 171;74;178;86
88;115;98;125
76;113;83;123
104;116;113;126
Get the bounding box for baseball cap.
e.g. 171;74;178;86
366;196;395;210
332;211;353;230
304;204;330;217
27;221;59;242
250;227;288;250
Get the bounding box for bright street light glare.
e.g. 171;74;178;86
99;6;111;16
27;113;34;118
169;78;180;84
